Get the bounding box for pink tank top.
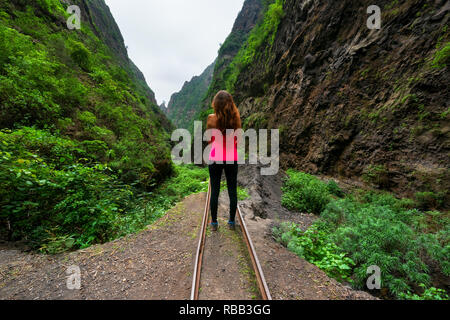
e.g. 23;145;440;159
209;134;239;162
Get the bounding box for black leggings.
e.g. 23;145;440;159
209;162;238;223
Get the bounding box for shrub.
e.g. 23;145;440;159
0;1;174;253
281;170;331;214
0;25;62;127
415;191;445;210
221;0;285;91
280;169;449;299
273;222;355;281
0;129;207;252
327;180;344;197
68;40;91;72
0;128;132;250
398;284;449;300
320;193;449;298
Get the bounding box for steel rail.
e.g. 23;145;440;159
190;181;211;300
236;205;272;300
190;180;272;300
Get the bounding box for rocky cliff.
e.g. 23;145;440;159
0;0;173;186
210;0;449;202
67;0;163;111
205;0;264;101
168;0;265;130
167;61;215;129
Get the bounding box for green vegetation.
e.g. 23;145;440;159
0;128;208;253
415;191;446;210
167;61;215;130
281;170;331;214
273;222;355;281
219;180;250;201
219;0;285;92
362;164;389;188
399;284;449;300
276;170;449;300
432;42;450;68
242;112;268;130
0;1;174;251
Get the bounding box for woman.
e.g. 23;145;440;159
207;90;242;231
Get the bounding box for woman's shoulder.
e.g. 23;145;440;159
207;114;217;127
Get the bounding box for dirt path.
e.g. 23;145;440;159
236;164;376;300
0;193;205;300
0;164;376;300
198;193;259;300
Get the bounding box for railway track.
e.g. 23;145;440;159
190;181;272;300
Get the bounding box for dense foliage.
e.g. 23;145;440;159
0;1;174;250
277;170;449;300
273;222;355;282
0;1;172;186
281;170;332;214
0;128;208;253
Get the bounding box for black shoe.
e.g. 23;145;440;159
228;221;236;230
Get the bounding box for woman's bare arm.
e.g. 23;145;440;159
206;114;217;144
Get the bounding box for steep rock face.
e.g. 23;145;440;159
159;101;168;115
0;0;173;185
232;0;449;200
203;0;264;107
69;0;160;108
167;61;215;129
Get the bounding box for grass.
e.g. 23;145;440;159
220;180;250;201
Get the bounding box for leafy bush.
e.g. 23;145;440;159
280;169;449;299
327;180;344;197
398;284;449;300
281;170;331;214
114;165;209;237
0;3;172;189
415;191;445;210
0;25;62;127
219;180;250;201
322;197;424;295
158;164;209;199
273;222;355;281
0;0;177;254
0;129;208;252
68;40;91;72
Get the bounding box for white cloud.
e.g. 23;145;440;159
105;0;245;104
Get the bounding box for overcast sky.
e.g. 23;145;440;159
105;0;245;105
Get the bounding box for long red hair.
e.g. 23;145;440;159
212;90;241;133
